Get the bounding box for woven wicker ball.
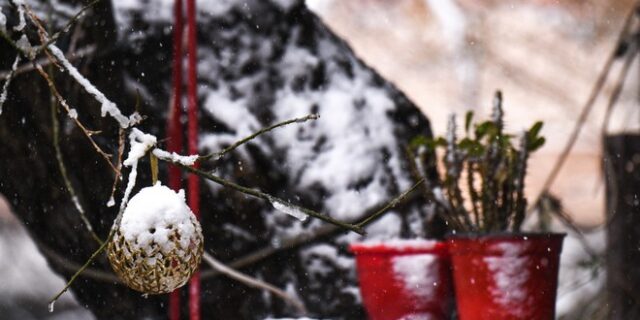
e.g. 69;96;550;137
107;184;204;294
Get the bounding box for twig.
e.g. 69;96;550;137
49;173;134;307
37;241;119;283
48;227;115;309
202;189;424;280
175;163;365;234
0;55;20;115
37;0;101;54
33;62;118;173
107;128;126;206
48;137;140;306
354;178;425;228
202;252;308;315
201;225;337;280
50;84;103;245
0;30;25;55
199;114;320;161
0;45;96;79
601;42;638;136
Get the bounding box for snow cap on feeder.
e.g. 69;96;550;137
108;183;204;294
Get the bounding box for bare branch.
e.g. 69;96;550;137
601;42;638;135
0;45;96;79
199;114;320;161
48;228;115;310
0;55;20;115
354;177;425;228
50;87;103;245
37;241;119;284
202;252;308;315
33;63;119;173
38;0;101;54
202;189;423;280
176;163;365;234
107;128;126;207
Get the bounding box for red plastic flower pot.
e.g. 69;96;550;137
447;233;565;320
350;240;452;320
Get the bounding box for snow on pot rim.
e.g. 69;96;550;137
446;232;566;256
349;238;447;255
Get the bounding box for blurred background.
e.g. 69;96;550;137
308;0;639;226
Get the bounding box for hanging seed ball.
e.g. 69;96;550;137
107;183;204;294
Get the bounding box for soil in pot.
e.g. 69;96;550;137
350;239;452;320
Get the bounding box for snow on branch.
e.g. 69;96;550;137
152;149;199;166
0;55;19;115
49;45;141;128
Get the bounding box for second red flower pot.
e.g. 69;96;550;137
447;233;565;320
350;240;452;320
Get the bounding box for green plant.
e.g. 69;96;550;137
409;91;545;233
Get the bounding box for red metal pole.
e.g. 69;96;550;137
167;0;184;319
185;0;201;319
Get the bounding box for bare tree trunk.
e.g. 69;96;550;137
605;134;640;319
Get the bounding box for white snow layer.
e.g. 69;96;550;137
120;183;199;259
16;34;32;54
49;45;141;128
119;128;157;210
271;199;309;221
393;254;440;303
11;0;26;32
152;149;199;166
355;238;440;250
0;9;6;32
269;39;409;222
124;128;157;166
483;242;531;317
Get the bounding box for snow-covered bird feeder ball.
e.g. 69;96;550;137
107;183;204;294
